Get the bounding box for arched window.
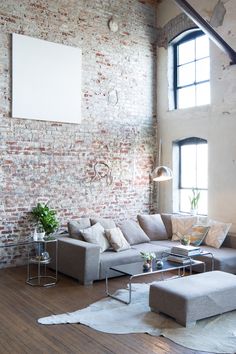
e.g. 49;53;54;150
172;29;210;109
176;137;208;215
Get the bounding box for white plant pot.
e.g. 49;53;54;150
36;232;45;241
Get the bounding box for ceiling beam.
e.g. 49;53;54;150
172;0;236;65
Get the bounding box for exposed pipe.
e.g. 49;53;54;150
172;0;236;65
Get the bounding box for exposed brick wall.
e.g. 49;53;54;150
0;0;157;267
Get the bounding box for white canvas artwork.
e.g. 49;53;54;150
12;33;82;124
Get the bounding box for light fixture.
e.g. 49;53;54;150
151;140;173;182
152;166;173;181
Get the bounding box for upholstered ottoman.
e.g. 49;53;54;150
149;271;236;327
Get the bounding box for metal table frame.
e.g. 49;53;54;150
105;254;205;304
26;239;58;287
192;250;214;271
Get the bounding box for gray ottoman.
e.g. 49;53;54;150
149;271;236;327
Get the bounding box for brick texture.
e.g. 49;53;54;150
0;0;157;267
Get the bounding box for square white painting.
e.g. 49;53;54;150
12;33;82;124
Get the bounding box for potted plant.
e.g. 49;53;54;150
31;202;59;240
189;188;200;215
174;231;191;246
140;252;156;271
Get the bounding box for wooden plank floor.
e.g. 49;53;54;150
0;266;214;354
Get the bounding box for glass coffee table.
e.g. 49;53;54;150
105;255;205;304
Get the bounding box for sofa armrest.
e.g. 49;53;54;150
47;236;100;285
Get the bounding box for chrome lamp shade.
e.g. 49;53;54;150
152;166;173;182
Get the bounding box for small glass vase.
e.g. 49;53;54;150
143;260;152;272
34;225;45;241
190;208;198;216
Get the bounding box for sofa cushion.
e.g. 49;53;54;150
161;213;173;239
99;248;142;279
81;222;110;253
222;234;236;249
131;242;171;258
68;218;91;240
90;218;116;229
191;244;236;273
119;220;150;245
171;215;198;241
137;214;168;241
204;220;232;248
105;227;131;252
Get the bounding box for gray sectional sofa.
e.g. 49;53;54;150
48;213;236;285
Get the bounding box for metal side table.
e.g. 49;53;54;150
26;238;58;287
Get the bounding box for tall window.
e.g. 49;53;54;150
173;30;210;109
178;137;208;215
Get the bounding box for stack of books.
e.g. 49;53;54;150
167;254;192;264
171;244;201;256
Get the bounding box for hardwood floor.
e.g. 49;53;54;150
0;266;214;354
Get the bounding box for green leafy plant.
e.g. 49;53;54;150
31;203;59;235
140;252;156;262
189;188;200;210
174;232;190;245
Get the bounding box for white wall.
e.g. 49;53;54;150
157;0;236;231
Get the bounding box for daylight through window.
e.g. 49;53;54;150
178;137;208;215
173;30;210;109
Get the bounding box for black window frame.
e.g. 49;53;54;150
173;29;210;109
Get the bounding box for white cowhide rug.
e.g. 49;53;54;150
38;283;236;353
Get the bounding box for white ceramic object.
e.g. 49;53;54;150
36;232;45;241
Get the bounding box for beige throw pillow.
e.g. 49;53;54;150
171;215;198;241
81;223;110;253
204;220;231;248
105;227;131;252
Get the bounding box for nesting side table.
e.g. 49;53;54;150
26;238;58;287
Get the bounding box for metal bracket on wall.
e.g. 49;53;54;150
172;0;236;65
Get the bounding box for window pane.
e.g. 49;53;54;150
196;58;210;82
178;86;195;109
179;189;191;213
197;144;208;189
197;190;208;215
196;35;209;59
181;145;196;188
179;189;208;215
178;62;195;86
196;82;210;106
178;40;195;65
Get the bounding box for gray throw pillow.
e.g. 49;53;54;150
137;214;168;241
90;218;116;229
161;213;173;239
81;222;110;253
119;220;150;245
68;218;91;240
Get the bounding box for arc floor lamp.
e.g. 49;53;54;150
151;140;173;182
